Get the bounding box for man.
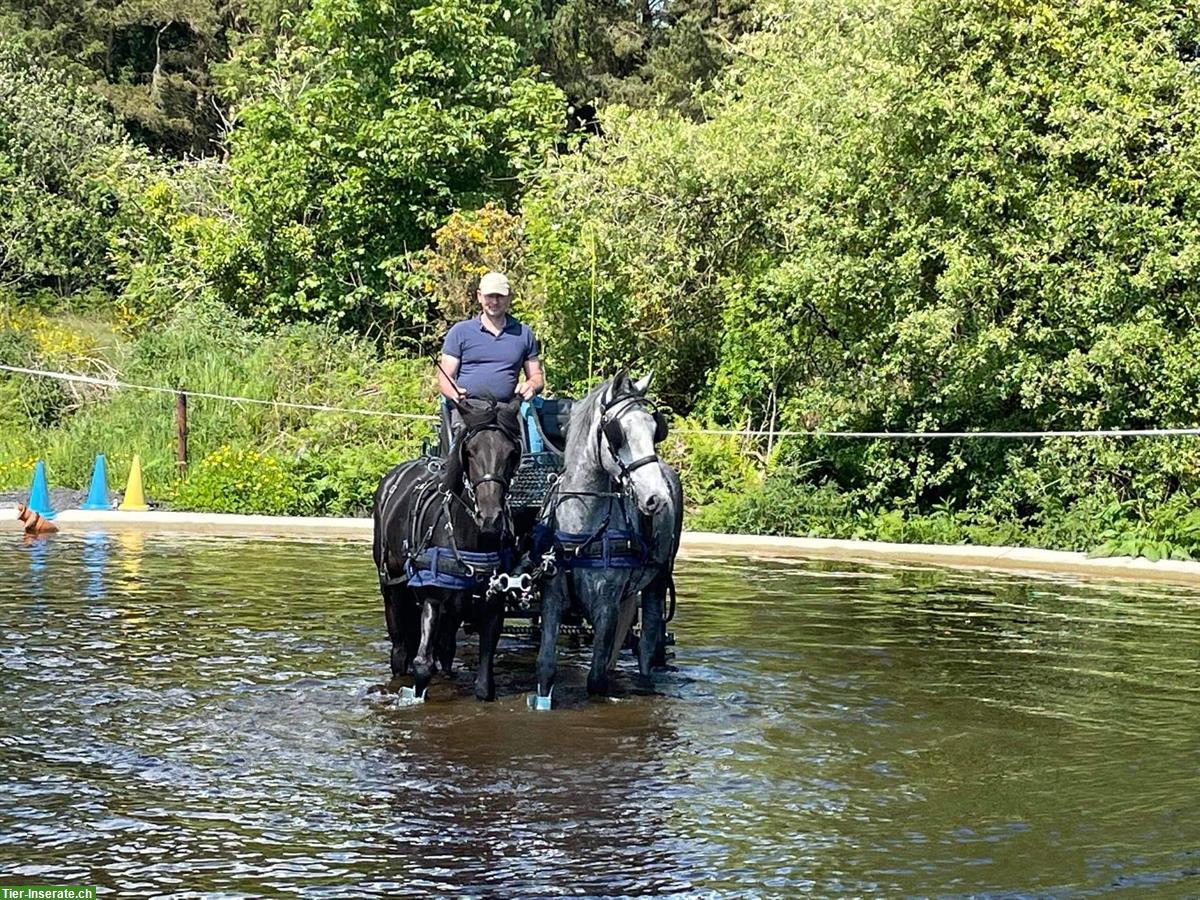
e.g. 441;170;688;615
436;270;544;448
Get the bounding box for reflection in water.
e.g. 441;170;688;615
114;530;144;595
81;531;109;601
18;534;52;604
0;534;1198;896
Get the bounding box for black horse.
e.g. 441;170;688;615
372;398;523;701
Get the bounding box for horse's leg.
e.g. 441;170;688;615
435;593;461;677
609;591;638;671
535;573;565;702
410;593;441;697
382;582;417;680
474;594;504;702
587;589;618;697
638;571;667;677
400;591;420;675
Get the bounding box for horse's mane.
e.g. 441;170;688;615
565;378;607;458
456;397;521;440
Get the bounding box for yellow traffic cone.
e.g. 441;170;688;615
118;454;150;511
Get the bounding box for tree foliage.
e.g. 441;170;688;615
0;50;153;294
409;202;528;328
525;0;1200;526
0;0;234;155
7;0;1200;552
541;0;757;118
220;0;563;331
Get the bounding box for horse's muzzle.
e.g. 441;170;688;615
475;508;506;534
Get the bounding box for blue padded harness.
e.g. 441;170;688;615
533;522;649;570
405;546;514;591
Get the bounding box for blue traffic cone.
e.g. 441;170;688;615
27;459;56;519
81;454;111;510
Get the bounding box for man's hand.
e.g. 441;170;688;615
515;381;537;402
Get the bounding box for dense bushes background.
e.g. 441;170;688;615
0;299;435;516
3;0;1200;556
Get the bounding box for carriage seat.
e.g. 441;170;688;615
524;396;572;455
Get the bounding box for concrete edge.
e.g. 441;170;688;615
680;531;1200;587
5;507;1200;588
3;507;372;538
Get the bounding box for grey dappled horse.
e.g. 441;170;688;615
372;398;523;701
533;372;683;704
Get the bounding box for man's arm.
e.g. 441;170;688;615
437;354;466;402
516;358;544;401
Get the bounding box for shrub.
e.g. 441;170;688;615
660;418;759;510
172;445;309;516
0;454;36;491
689;473;853;537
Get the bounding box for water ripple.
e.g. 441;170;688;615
1;533;1198;896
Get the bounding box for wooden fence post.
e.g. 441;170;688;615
176;390;188;474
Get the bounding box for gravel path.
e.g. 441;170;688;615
0;487;155;512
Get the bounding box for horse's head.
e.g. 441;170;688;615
598;371;672;516
443;397;523;535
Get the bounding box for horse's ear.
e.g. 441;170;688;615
611;370;630;396
632;370;653;395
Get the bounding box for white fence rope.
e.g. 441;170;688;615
0;363;440;422
5;362;1200;438
679;426;1200;439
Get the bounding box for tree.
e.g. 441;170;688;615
0;48;152;294
92;0;227;155
218;0;563;333
214;0;312;114
540;0;756;118
525;0;1200;526
0;0;241;156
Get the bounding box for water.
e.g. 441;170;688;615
1;533;1198;898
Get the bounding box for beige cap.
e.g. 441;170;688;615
479;271;511;296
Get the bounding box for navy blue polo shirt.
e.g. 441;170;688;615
441;315;539;401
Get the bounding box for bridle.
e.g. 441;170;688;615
528;385;672;580
598;389;669;482
453;424;521;519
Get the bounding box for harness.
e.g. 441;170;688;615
533;490;652;571
405;545;515;590
533;388;667;573
377;421;519;593
529;482;677;624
